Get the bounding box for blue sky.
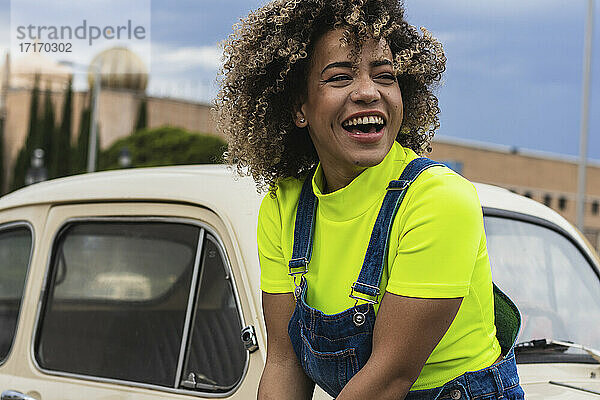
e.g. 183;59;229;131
1;0;599;159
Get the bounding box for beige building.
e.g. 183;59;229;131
429;136;600;251
0;48;218;191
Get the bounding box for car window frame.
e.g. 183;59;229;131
31;215;250;397
482;207;600;281
0;221;34;368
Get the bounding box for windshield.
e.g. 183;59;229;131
484;215;600;361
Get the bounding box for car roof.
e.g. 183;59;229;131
0;164;262;219
0;164;589;254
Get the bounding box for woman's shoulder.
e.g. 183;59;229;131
402;161;482;220
258;175;305;220
264;176;305;202
395;146;476;198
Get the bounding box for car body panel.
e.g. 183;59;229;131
518;364;600;398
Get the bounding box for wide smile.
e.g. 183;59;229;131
341;114;386;135
340;113;387;144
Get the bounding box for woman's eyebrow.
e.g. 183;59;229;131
321;61;352;74
320;59;393;75
372;59;393;67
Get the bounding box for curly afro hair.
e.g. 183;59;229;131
215;0;446;192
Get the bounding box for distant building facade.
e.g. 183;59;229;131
0;48;218;192
429;136;600;251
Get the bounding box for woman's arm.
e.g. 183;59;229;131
258;292;315;400
336;292;462;400
337;172;481;399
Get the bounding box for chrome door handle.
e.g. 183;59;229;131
1;390;37;400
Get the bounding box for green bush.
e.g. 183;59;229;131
99;126;227;170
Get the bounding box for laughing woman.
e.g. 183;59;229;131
216;0;524;399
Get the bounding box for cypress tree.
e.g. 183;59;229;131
55;77;73;177
73;91;102;173
41;85;56;178
12;75;41;191
10;149;27;192
0;117;4;194
24;74;41;155
74;106;90;174
134;97;147;132
74;91;96;174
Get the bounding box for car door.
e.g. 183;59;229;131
3;202;264;400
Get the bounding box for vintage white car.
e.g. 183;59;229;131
0;165;599;400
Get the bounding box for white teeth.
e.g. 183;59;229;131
342;115;384;127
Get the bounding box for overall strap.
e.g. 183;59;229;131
288;173;317;280
350;158;445;304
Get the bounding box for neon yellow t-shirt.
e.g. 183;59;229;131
257;142;501;390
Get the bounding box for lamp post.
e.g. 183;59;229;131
87;62;101;173
58;59;102;173
576;0;595;232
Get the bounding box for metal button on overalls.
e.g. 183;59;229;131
450;388;461;399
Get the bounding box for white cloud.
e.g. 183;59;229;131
143;42;223;103
151;44;222;73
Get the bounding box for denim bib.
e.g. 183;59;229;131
286;158;524;399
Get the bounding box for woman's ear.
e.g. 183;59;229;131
294;110;308;128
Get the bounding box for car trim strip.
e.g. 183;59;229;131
549;381;600;396
174;227;206;388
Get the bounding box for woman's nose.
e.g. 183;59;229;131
350;78;381;104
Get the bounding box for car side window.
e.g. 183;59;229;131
35;220;247;392
485;216;600;350
0;224;33;364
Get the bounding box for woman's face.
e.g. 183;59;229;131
297;28;403;182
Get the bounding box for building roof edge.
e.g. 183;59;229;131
432;135;600;167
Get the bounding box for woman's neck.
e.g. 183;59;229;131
320;163;367;193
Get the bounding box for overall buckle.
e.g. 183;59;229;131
288;257;308;276
289;258;308;300
349;282;380;305
386;180;409;191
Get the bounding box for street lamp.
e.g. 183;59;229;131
87;60;101;173
576;0;595;232
58;59;101;173
25;148;48;185
118;147;132;168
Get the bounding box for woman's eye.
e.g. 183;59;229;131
324;75;351;83
375;74;396;82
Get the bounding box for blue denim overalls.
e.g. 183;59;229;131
287;157;525;399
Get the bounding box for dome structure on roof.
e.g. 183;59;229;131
9;52;72;90
88;47;148;92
